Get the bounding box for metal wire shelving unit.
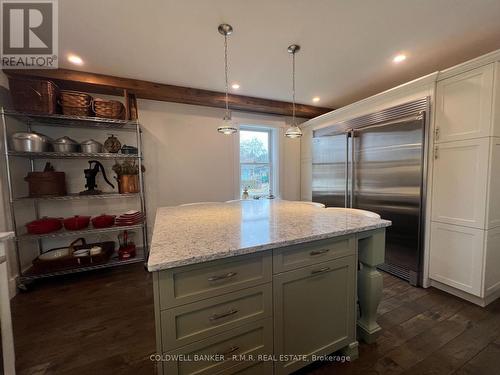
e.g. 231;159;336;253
1;108;149;290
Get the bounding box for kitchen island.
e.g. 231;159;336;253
148;200;391;375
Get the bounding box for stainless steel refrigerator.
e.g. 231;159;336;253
312;98;429;286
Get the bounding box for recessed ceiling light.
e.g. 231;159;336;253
393;54;407;64
312;97;320;103
67;54;83;65
231;83;240;89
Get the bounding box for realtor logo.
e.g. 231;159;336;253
1;0;58;68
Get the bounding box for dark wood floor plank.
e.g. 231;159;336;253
12;264;156;375
11;264;500;375
372;302;489;375
400;299;500;375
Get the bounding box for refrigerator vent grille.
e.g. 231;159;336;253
313;97;429;137
378;263;411;282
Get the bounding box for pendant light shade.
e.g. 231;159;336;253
284;125;303;138
285;44;302;139
217;23;237;135
218;114;237;135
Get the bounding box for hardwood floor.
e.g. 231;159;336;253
11;265;500;375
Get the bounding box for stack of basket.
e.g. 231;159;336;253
8;77;126;120
60;90;92;116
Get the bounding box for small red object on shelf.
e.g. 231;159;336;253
91;214;116;228
118;244;136;260
63;215;90;231
117;230;136;260
26;217;62;234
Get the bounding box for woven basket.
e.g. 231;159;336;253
59;90;92;116
9;77;58;114
93;98;125;119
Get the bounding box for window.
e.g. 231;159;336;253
239;127;275;198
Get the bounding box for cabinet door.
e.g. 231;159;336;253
486;138;500;229
273;256;355;375
431;138;490;229
435;63;494;142
429;222;484;296
484;226;500;297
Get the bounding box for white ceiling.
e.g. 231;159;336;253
59;0;500;109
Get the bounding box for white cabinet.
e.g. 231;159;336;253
435;64;494;143
430;61;500;305
486;138;500;229
429;222;484;296
431;138;490;229
484;226;500;297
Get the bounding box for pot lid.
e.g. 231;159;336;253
12;132;51;141
52;136;78;145
80;139;102;146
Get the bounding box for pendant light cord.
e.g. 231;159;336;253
224;34;229;117
292;51;296;125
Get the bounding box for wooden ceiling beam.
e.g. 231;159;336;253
4;69;332;119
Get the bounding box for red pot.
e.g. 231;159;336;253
63;215;91;231
26;217;62;235
91;214;116;229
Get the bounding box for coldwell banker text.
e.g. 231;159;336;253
1;0;58;68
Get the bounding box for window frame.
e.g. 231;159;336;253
238;125;278;199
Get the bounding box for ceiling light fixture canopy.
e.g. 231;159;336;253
285;44;302;139
217;23;237;135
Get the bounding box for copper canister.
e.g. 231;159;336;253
118;175;139;194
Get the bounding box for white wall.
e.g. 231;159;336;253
138;100;301;225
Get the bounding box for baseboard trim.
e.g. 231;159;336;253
430;279;500;307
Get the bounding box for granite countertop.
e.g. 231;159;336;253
147;200;391;272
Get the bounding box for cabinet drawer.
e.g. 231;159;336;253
215;360;273;375
163;319;273;375
273;236;355;273
161;284;272;350
158;252;272;308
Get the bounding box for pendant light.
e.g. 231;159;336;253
285;44;303;139
217;24;237;135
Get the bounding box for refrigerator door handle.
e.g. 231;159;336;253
345;132;349;208
349;129;355;208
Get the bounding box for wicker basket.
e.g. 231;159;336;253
8;77;58;114
93;98;125;119
59;90;92;116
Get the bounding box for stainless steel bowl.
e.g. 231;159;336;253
52;136;80;152
11;132;52;152
80;139;103;153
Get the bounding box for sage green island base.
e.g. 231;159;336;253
357;229;386;344
151;229;386;375
147;200;390;375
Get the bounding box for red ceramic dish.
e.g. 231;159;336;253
91;214;116;229
26;217;62;235
63;215;91;231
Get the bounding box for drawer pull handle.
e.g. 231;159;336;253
311;266;330;274
310;249;330;256
217;345;240;357
209;308;239;321
208;271;238;282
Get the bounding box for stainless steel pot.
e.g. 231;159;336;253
80;139;103;153
52;136;80;152
11;132;52;152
